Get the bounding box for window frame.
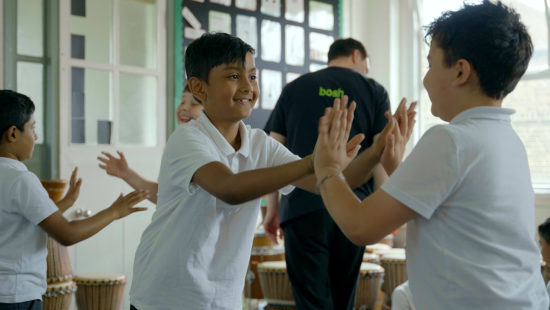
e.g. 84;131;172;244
59;0;167;149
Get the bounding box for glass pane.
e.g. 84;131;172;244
17;62;44;144
502;0;548;69
119;74;157;146
17;0;44;57
71;68;113;145
503;78;550;183
119;0;157;69
71;0;113;64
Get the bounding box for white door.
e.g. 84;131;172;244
59;0;166;308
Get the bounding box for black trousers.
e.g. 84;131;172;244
281;210;365;310
0;300;41;310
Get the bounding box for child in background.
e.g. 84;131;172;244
312;1;548;309
97;83;202;204
0;90;149;310
538;218;550;297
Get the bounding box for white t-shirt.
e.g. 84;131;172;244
392;281;416;310
130;111;301;310
381;107;549;310
0;158;58;303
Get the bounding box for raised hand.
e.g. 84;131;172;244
56;167;83;213
108;190;149;219
379;99;417;175
373;98;417;159
314;96;363;176
98;151;129;180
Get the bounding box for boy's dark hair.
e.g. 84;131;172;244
0;90;35;144
539;218;550;244
328;38;368;62
425;0;533;100
185;33;255;84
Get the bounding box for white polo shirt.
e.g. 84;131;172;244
392;281;416;310
130;110;300;310
382;107;549;310
0;158;58;303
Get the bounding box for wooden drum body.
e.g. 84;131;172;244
40;179;68;203
380;253;408;298
257;261;296;310
42;281;77;310
245;230;285;300
73;273;127;310
46;236;73;284
355;263;385;310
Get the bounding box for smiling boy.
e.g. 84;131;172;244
312;1;548;309
127;33;413;310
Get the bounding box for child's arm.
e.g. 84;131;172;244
55;167;82;213
98;151;159;203
39;190;149;246
313;104;418;246
192;103;360;206
291;98;417;193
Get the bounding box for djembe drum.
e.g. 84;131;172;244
355;263;385;310
366;243;391;254
380;252;408;300
42;281;77;310
74;273;127;310
363;253;381;265
257;261;295;310
245;228;285;300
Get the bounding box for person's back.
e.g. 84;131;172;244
405;108;544;308
264;38;391;310
274;67;388;220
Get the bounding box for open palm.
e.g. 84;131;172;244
98;151;129;179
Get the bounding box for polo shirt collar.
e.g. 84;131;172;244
450;106;515;125
0;157;28;171
197;110;250;158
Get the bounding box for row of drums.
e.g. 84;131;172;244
245;229;408;310
44;236;128;310
42;180;127;310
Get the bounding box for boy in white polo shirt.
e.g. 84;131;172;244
0;90;149;310
128;33;416;310
313;1;549;309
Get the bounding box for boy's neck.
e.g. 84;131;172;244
448;92;503;121
204;112;242;151
0;147;20;161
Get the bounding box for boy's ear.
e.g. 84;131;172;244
188;77;207;102
352;49;361;64
4;126;19;143
452;59;471;87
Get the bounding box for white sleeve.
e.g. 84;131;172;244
392;282;416;310
11;172;59;225
265;135;301;195
166;128;220;195
381;125;460;219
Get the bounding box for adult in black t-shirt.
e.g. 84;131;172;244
264;38;390;310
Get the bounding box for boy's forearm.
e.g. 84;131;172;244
342;147;380;189
65;208;118;245
123;169;158;203
222;156;314;205
55;198;74;214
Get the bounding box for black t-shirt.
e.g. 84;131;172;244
264;66;390;223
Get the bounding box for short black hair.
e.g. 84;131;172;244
328;38;368;62
425;0;533;100
0;90;35;144
540;218;550;244
185;32;255;84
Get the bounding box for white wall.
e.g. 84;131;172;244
0;0;4;89
343;0;422;150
